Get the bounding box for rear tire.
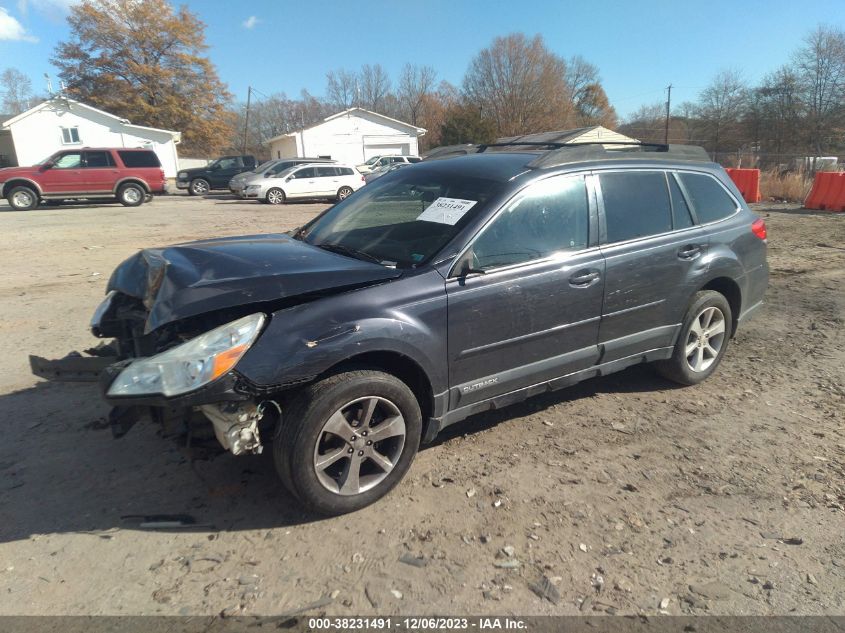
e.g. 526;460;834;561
117;183;145;207
273;370;421;515
7;186;39;211
336;186;354;201
656;290;732;385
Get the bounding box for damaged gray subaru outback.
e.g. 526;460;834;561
80;141;768;515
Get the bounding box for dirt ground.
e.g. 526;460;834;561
0;194;842;617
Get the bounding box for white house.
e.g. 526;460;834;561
268;108;426;165
0;97;182;177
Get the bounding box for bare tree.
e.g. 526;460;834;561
697;69;748;156
793;25;845;156
462;33;573;136
398;63;436;126
326;69;358;109
617;102;666;142
0;68;38;114
360;64;391;113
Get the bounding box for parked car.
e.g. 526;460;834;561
229;158;336;195
241;163;364;204
364;161;413;184
1;148;166;211
356;155;421;174
85;142;767;515
176;155;256;195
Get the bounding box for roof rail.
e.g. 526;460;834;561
527;142;711;168
422;144;481;161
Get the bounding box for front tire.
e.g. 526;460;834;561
117;183;145;207
656;290;732;385
7;186;39;210
189;179;209;196
266;188;286;205
273;370;422;515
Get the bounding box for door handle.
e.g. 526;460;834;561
678;244;701;260
569;270;601;286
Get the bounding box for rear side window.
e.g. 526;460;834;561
316;166;337;177
471;176;589;270
84;151;115;168
118;151;161;168
678;173;738;224
599;171;672;243
668;173;694;229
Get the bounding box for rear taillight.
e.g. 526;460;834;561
361;175;365;182
751;218;767;241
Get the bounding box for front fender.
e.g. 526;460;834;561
235;270;448;397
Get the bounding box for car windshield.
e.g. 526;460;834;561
253;160;276;173
297;168;503;268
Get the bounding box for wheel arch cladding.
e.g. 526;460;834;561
3;179;41;197
701;276;741;336
116;178;150;194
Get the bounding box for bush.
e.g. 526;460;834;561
760;169;812;203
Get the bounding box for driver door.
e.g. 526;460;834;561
285;167;317;198
445;174;605;409
39;151;85;194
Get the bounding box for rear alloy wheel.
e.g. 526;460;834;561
7;186;39;211
117;183;145;207
189;179;209;196
273;369;421;515
336;186;354;201
266;188;286;205
656;290;732;385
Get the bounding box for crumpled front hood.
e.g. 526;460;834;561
106;234;402;333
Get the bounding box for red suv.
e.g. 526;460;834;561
0;148;167;211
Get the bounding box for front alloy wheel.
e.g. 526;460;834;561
274;369;421;515
313;396;406;496
189;179;209;196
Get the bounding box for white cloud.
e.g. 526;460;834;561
0;7;38;42
242;15;259;29
17;0;79;16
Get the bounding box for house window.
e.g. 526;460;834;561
61;127;81;144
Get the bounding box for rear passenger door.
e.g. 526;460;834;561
82;150;117;192
315;166;340;196
595;170;709;362
446;174;605;408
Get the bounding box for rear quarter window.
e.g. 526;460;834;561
678;173;738;224
599;171;672;243
118;151;161;168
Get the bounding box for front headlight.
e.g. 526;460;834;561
178;171;188;179
246;184;260;191
107;313;265;397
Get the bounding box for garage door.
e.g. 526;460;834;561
363;143;409;160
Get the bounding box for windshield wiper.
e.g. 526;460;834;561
318;242;383;265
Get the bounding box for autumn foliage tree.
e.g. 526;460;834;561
52;0;234;155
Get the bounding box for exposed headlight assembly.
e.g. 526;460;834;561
108;313;265;397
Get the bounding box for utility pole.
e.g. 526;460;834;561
242;86;252;154
664;84;672;145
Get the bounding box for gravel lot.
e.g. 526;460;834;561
0;194;843;616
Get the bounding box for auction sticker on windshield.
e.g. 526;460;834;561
417;197;477;225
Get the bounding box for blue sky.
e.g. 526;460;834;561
1;0;843;119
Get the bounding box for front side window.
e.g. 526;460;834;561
53;152;82;169
60;127;80;144
299;168;503;268
678;173;738;224
600;171;672;243
216;157;240;170
470;176;589;270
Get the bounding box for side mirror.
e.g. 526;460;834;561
41;162;53;170
285;176;293;182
